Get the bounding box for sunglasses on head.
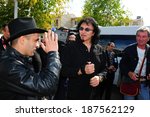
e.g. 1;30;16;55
79;27;93;32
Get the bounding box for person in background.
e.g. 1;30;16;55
66;32;76;44
58;26;69;33
0;23;10;52
0;17;61;100
61;17;107;100
120;26;150;100
53;31;76;100
102;42;118;99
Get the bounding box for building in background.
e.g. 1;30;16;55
55;13;79;29
55;14;144;29
129;16;144;26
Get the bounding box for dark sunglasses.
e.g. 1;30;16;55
79;27;93;32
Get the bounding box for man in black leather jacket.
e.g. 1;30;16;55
0;17;61;100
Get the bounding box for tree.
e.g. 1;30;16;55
82;0;131;26
0;0;69;29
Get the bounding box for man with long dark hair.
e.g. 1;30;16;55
61;17;107;99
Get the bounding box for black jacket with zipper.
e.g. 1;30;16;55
0;46;61;100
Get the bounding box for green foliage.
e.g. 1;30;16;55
0;0;69;29
0;0;14;25
82;0;131;26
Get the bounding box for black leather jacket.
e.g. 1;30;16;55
0;46;61;100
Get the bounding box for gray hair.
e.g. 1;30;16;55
136;26;150;37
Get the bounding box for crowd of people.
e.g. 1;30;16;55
0;17;150;100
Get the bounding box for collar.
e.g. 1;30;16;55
6;46;30;63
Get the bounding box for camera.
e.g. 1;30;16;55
39;29;68;43
54;30;68;43
39;33;44;42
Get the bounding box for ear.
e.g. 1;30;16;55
19;36;26;45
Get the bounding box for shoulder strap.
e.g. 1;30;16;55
138;57;146;77
138;44;149;77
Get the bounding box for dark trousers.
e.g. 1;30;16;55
54;78;68;100
92;81;106;100
103;72;115;100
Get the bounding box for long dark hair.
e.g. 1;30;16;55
77;17;100;44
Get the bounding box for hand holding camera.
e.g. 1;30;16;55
41;30;58;53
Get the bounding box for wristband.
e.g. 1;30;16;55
99;76;103;82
